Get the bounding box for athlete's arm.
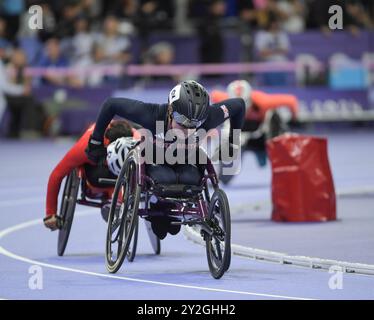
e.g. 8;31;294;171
91;97;161;142
46;129;91;217
204;98;245;142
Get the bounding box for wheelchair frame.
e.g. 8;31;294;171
56;166;160;259
106;144;232;279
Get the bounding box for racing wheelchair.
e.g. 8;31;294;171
105;143;231;279
57;165;161;259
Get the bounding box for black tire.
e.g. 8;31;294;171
267;111;286;140
126;217;138;262
145;220;161;255
57;169;80;256
106;155;140;273
205;189;231;279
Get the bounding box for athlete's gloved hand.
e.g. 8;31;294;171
43;214;62;231
85;135;107;164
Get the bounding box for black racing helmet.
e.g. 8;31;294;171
168;80;210;128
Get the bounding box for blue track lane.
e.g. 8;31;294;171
0;131;374;300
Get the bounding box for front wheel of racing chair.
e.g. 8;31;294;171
106;152;140;273
57;169;80;256
205;189;231;279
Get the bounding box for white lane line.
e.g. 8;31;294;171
0;186;45;195
0;215;314;300
0;197;44;207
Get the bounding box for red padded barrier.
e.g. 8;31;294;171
267;133;336;222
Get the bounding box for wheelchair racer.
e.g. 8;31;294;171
85;80;245;239
211;80;298;168
44;120;138;231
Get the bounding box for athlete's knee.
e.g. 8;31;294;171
146;164;177;184
176;165;202;185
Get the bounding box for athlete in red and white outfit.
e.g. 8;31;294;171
212;79;298;126
211;80;299;183
44;120;138;230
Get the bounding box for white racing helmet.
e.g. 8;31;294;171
227;80;252;109
106;137;137;176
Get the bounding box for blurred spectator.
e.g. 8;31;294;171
255;17;290;62
73;43;107;87
3;48;46;138
69;16;94;65
109;0;137;20
144;42;175;65
276;0;306;33
140;41;177;83
255;15;290;85
79;0;101;19
38;37;79;86
256;0;278;30
94;15;131;64
55;1;84;38
137;0;174;40
237;0;290;31
0;0;25;41
1;43;23;127
345;0;373;32
237;0;258;29
198;0;226;64
0;18;12;55
107;0;137;36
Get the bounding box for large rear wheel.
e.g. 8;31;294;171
57;169;80;256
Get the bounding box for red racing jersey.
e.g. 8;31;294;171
45;124;139;216
210;90;298;121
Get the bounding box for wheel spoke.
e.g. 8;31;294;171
214;237;223;261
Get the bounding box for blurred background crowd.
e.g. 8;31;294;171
0;0;373;138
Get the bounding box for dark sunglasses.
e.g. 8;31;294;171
172;111;205;129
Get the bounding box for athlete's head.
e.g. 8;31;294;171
168;80;210;134
106;137;137;176
227;80;252;109
105;120;133;143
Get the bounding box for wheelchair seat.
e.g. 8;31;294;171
151;184;203;198
146;164;203;187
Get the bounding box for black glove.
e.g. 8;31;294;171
85;135;107;164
